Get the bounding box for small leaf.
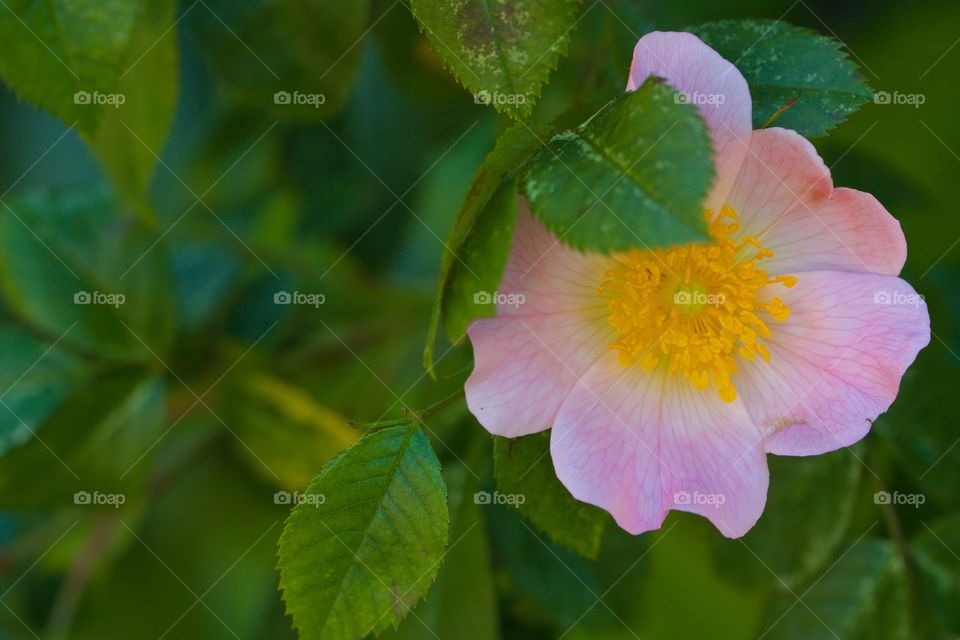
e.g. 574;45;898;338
0;188;175;360
89;0;180;219
522;77;714;253
0;0;143;133
0;372;166;508
761;539;908;640
409;0;582;119
423;123;548;372
691;20;873;137
0;327;81;457
192;0;370;120
493;432;607;558
278;425;449;640
381;464;499;640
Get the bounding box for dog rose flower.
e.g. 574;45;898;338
464;32;930;537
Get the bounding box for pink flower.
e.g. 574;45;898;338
464;32;930;538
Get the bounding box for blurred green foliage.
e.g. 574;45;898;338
0;0;957;639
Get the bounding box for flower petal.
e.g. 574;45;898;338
466;312;612;437
494;200;611;317
735;272;930;456
550;352;769;538
728;128;906;276
465;203;615;437
627;31;753;208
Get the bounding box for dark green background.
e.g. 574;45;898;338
0;0;957;638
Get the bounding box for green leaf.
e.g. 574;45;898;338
522;77;714;253
277;425;449;640
192;0;370;120
409;0;582;119
691;20;873;137
911;515;960;633
0;327;81;457
0;371;165;508
493;432;607;558
761;538;908;640
381;464;498;640
423;123;548;373
0;0;143;134
0;188;175;360
223;372;358;491
88;0;179;220
712;449;863;590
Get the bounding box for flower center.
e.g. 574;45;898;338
599;205;796;403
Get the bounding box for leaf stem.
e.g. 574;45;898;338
350;388;466;431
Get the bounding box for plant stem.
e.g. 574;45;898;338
351;388;466;431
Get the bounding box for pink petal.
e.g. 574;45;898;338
734;272;930;456
728;128;906;275
550;352;769;538
627;31;753;207
465;203;615;437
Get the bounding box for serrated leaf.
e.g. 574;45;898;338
409;0;582;119
761;539;908;640
381;464;498;640
88;0;179;219
0;0;144;134
912;515;960;633
423;123;548;373
493;432;607;558
712;448;863;590
0;188;175;360
522;77;714;253
192;0;370;120
277;425;449;640
691;19;873;137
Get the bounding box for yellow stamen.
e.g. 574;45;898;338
599;205;795;402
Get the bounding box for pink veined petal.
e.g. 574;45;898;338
627;31;753;208
495;199;612;316
734;272;930;456
727;127;906;276
550;352;769;538
465;202;616;438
